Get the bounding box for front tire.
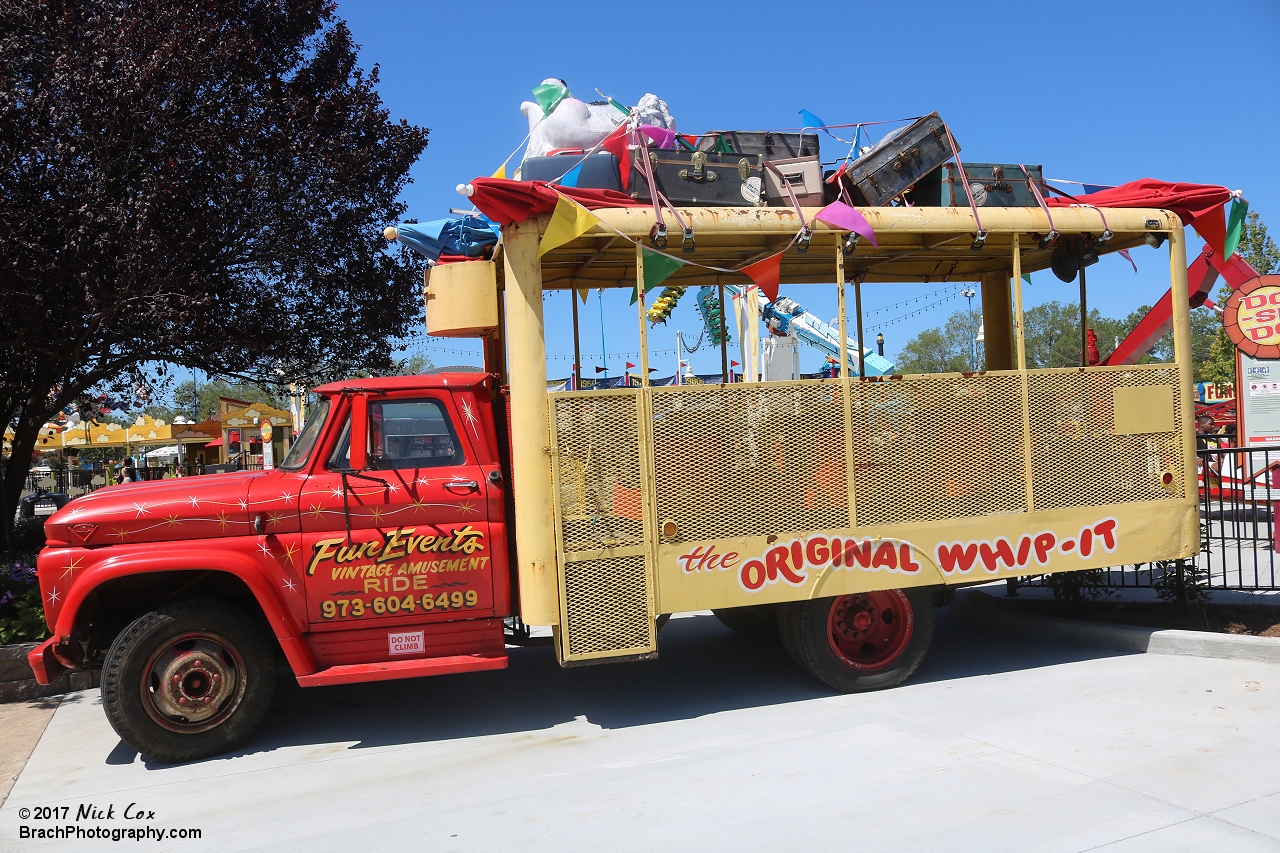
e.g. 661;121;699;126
102;599;275;764
779;588;934;692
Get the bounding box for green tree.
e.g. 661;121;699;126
892;307;982;374
1200;212;1276;384
0;0;429;541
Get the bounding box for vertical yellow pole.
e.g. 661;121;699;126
837;241;858;525
502;221;560;626
636;244;649;388
1168;222;1198;550
980;272;1014;370
854;280;867;379
1012;233;1034;513
1012;234;1027;371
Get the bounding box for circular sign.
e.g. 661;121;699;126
1223;275;1280;358
260;420;273;443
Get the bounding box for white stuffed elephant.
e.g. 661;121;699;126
520;78;676;162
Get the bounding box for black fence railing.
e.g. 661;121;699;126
1015;445;1280;593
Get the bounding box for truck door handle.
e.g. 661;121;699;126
443;480;479;492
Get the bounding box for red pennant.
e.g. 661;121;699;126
625;361;636;369
741;252;783;302
1191;204;1227;260
601;124;630;191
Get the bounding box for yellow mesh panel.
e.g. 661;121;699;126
552;392;644;553
852;372;1027;526
650;381;849;543
1027;365;1186;510
562;554;653;657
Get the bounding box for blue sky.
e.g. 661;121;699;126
340;0;1279;377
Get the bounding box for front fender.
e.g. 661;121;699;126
53;543;317;676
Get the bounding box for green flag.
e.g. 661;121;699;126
631;247;685;304
532;81;569;116
1022;273;1032;286
1224;198;1249;260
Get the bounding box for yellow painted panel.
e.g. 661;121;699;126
424;261;498;337
1113;386;1175;435
655;499;1197;613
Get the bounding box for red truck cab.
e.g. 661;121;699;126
30;372;515;763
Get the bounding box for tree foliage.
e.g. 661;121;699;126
0;0;428;536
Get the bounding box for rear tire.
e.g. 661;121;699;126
783;588;934;692
101;599;275;764
711;604;778;639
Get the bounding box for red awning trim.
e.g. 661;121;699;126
466;178;645;226
1045;178;1231;227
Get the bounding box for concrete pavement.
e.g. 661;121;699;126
1;609;1278;852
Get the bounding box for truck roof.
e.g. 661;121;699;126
312;372;489;395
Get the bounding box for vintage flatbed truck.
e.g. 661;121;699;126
29;203;1199;762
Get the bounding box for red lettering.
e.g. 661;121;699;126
1034;532;1056;564
872;541;897;570
1016;535;1032;566
790;542;804;577
740;559;766;591
1271;292;1280;306
806;537;830;567
720;552;739;570
1060;538;1076;552
1249;326;1274;341
845;539;872;569
1093;518;1118;551
677;546;707;574
768;543;806;585
765;546;789;582
830;538;843;567
1245;294;1268;309
899;544;921;573
1257;307;1278;323
1079;528;1093;558
936;542;979;574
978;538;1017;573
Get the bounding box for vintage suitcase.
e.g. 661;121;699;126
839;112;957;206
913;163;1045;207
764;156;825;207
630;149;766;207
519;151;624;192
697;130;819;159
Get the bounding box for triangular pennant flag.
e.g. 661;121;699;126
639;124;676;149
630;247;684;304
1225;197;1249;259
601;124;630;191
560;161;583;188
799;109;826;129
741;252;783;303
538;197;597;257
577;288;589;304
815;201;878;247
1082;184;1111;195
532;81;569;116
1021;273;1032;286
1192;204;1227;259
491;162;507;180
1118;249;1138;273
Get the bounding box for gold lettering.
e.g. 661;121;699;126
363;578;382;594
307;538;344;576
379;528;412;563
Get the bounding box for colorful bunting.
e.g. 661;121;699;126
560;162;583;188
1225;197;1249;259
491;163;507;180
1118;249;1138;273
600;124;631;191
577;288;589;304
538;197;598;257
631;247;684;304
799;109;826;129
1192;204;1228;259
1022;274;1032;286
815;201;878;247
639;124;676;150
741;252;783;303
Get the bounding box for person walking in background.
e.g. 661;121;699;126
117;456;138;484
194;454;205;476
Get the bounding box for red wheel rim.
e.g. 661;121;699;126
826;590;914;671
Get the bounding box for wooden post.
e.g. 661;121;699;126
981;270;1015;370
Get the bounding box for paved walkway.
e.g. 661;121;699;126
1;610;1278;852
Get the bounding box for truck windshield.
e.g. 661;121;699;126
279;398;329;471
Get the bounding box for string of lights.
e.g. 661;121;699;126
860;283;965;317
865;290;970;332
419;342;681;362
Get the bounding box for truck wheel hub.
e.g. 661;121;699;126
826;591;915;671
143;634;245;731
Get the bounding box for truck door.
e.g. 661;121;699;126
298;393;496;630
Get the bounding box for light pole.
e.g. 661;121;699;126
961;288;977;369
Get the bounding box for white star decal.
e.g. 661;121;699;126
132;502;149;518
281;577;298;593
238;498;248;511
257;541;273;558
188;495;200;508
416;475;432;487
330;487;344;499
280;492;295;505
387;482;400;494
47;586;60;604
459;398;481;436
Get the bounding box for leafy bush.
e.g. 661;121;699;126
0;560;49;644
1152;559;1211;607
1043;568;1114;605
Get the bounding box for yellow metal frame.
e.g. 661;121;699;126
499;205;1197;664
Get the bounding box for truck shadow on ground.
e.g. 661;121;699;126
105;608;1125;768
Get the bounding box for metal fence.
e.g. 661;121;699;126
1015;444;1280;592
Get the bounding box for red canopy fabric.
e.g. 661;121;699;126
466;178;645;226
1046;178;1230;226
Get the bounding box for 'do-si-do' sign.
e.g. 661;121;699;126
1224;275;1280;358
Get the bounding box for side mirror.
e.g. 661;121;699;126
349;395;368;471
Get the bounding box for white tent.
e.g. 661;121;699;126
144;445;181;459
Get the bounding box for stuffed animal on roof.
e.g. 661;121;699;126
520;78;676;163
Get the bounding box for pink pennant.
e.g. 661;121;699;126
1118;248;1137;273
638;124;676;150
815;201;878;247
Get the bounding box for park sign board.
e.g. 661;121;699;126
1223;274;1280;358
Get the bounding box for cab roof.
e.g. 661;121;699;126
312;372;489;395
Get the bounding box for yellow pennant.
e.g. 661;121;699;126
539;197;597;257
491;163;507;180
577;288;590;304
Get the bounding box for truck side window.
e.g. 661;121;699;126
370;399;463;469
326;416;352;471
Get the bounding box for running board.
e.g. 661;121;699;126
296;653;508;687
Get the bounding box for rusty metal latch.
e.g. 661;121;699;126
679;151;715;182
